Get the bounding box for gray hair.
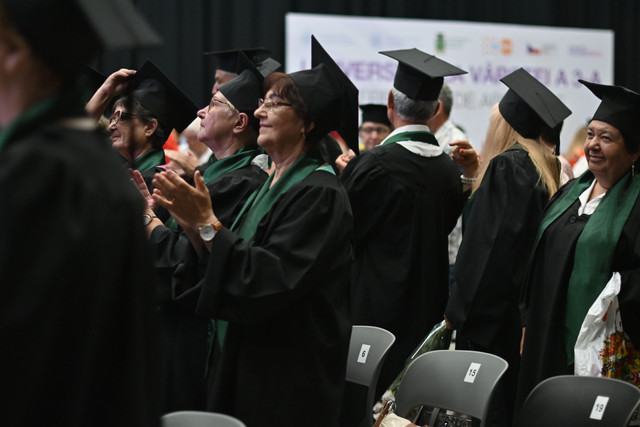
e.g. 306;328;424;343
391;87;439;123
439;83;453;117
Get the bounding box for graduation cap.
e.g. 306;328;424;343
257;57;283;77
499;68;571;152
288;63;342;146
579;80;640;140
380;48;467;101
360;104;391;128
129;60;198;133
319;134;344;175
217;53;263;131
3;0;161;78
204;48;270;74
311;36;359;155
81;66;107;93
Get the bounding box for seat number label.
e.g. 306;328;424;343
590;395;609;420
357;344;371;363
464;362;482;383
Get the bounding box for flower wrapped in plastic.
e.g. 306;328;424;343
373;320;452;419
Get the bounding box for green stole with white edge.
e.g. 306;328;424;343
208;151;332;363
532;169;640;364
380;129;440;147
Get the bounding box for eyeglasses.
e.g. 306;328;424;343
258;98;292;111
109;110;138;125
208;97;236;111
360;126;390;135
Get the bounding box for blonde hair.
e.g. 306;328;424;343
473;104;560;198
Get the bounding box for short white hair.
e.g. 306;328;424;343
391;87;439;123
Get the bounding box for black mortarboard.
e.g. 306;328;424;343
217;53;263;132
257;57;283;77
74;0;162;50
311;36;359;155
289;64;342;146
579;80;640;140
130;60;198;133
380;48;467;101
82;66;107;94
3;0;161;79
360;104;391;128
499;68;571;152
319;134;344;175
205;48;270;74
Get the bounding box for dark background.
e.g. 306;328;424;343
97;0;639;108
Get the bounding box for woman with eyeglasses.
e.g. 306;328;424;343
88;60;198;184
150;47;354;425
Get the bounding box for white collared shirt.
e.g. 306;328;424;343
578;179;606;216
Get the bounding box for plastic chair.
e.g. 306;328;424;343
516;375;640;427
161;411;246;427
340;325;396;427
394;349;508;427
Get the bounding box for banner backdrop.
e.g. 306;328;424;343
286;13;614;153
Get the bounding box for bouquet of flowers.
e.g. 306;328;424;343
373;320;452;419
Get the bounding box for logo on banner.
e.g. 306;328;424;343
482;38;513;56
435;33;470;54
526;43;556;55
568;45;603;57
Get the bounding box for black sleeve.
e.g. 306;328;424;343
174;175;352;323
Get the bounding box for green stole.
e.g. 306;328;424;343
165;147;257;231
133;147;165;172
534;170;640;364
203;146;256;184
210;152;329;355
0;86;87;152
380;129;440;147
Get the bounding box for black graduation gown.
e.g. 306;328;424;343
445;148;550;425
148;164;267;412
173;170;353;427
341;140;465;397
0;122;159;425
516;181;640;414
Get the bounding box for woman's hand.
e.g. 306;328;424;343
85;68;136;120
450;140;480;181
152;170;216;231
335;149;356;173
444;315;453;330
132;170;156;212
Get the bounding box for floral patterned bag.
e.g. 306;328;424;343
574;272;640;386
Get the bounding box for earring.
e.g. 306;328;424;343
633;163;636;178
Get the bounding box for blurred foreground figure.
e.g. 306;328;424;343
0;0;162;425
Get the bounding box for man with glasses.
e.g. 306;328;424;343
139;56;268;412
359;104;393;151
0;0;162;424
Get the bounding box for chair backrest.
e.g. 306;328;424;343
340;325;395;427
394;350;508;427
161;411;246;427
516;375;640;427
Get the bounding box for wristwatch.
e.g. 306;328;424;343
199;220;223;242
143;213;158;226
